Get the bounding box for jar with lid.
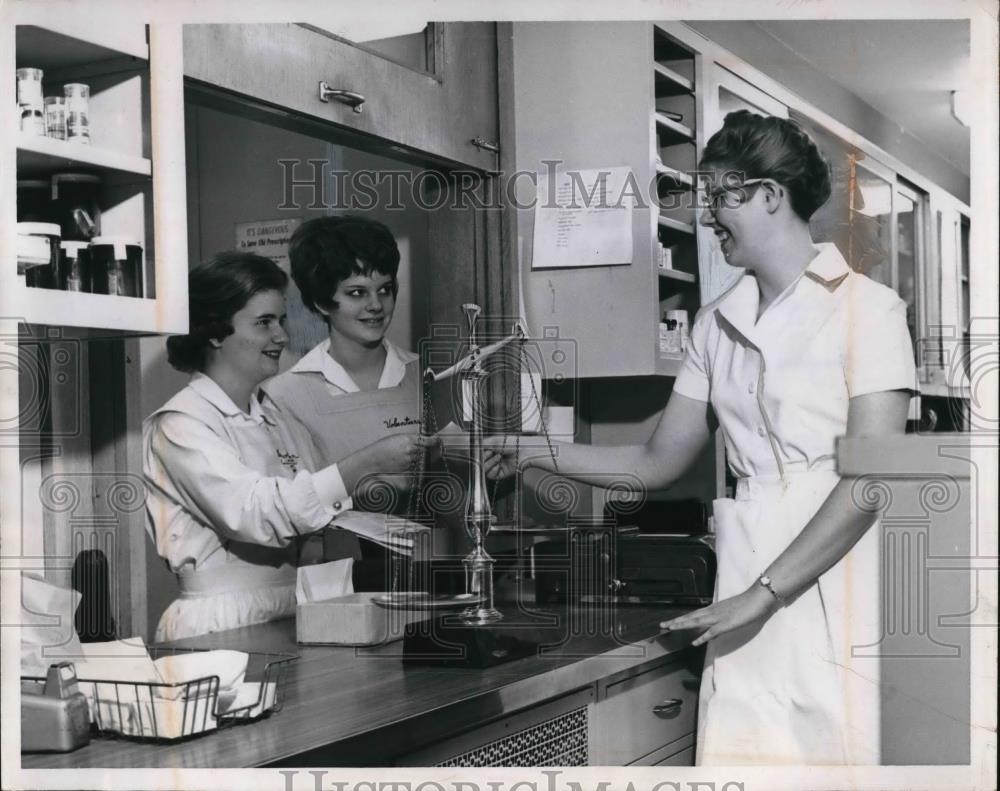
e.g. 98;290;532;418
17;222;61;288
51;173;101;241
59;241;92;292
63;83;90;144
89;237;143;297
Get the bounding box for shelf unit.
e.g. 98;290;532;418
652;25;700;364
7;22;187;334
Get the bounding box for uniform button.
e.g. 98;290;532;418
748;382;756;394
333;501;342;511
757;426;766;437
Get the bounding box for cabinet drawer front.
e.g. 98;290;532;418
656;745;695;766
595;660;699;765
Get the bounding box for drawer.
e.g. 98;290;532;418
590;659;699;765
656;744;695;766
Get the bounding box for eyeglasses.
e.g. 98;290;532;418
699;178;765;211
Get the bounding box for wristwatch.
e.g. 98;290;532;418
757;574;786;605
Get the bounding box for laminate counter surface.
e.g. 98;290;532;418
22;604;697;769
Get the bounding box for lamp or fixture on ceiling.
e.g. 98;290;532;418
951;89;971;127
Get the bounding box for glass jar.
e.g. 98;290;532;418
17;67;46;136
89;237;143;297
44;96;67;140
60;241;92;292
17;222;61;288
63;83;90;144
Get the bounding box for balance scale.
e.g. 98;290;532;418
377;304;568;667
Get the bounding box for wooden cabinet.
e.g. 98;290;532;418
182;23;499;172
589;656;700;766
7;17;188;334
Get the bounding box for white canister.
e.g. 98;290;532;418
17;222;61;284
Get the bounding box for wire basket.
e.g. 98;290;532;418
23;647;297;742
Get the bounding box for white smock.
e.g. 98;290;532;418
143;373;351;641
672;244;916;765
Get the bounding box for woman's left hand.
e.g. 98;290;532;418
659;585;780;647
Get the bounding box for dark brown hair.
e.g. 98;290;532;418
700;110;832;221
166;252;288;373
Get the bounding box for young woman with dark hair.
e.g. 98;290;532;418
143;252;426;640
265;215;440;589
487;111;916;765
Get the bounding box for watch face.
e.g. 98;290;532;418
760;576;771;585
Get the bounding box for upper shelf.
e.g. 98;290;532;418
654;63;693;96
16;23;147;71
653;25;695;62
17;133;152;178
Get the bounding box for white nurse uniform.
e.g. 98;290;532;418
672;243;916;765
143;373;351;641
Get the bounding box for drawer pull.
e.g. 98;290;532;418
652;698;683;718
318;83;365;113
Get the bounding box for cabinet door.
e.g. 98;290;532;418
698;66;788;302
182;23;498;172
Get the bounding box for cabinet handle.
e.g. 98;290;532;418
470;137;500;154
652;698;683;718
318;82;365;114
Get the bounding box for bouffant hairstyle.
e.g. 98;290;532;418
166;252;288;373
288;215;400;318
700;110;832;222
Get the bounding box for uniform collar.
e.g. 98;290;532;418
802;243;851;290
715;243;851;344
189;372;277;425
287;337;417;392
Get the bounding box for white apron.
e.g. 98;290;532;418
696;465;881;765
671;248;914;765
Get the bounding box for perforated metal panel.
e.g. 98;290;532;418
436;706;588;767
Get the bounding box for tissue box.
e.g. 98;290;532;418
296;593;424;646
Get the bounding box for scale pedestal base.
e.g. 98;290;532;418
402;609;564;668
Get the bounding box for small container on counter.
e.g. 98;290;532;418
89;237;143;297
17;222;61;288
51;173;101;241
59;241;92;292
63;83;90;144
17;180;51;222
44;97;67;140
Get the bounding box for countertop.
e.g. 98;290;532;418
22;603;699;769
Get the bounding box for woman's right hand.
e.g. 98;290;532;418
482;436;519;480
364;432;441;474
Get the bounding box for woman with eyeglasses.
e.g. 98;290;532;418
486;110;916;765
